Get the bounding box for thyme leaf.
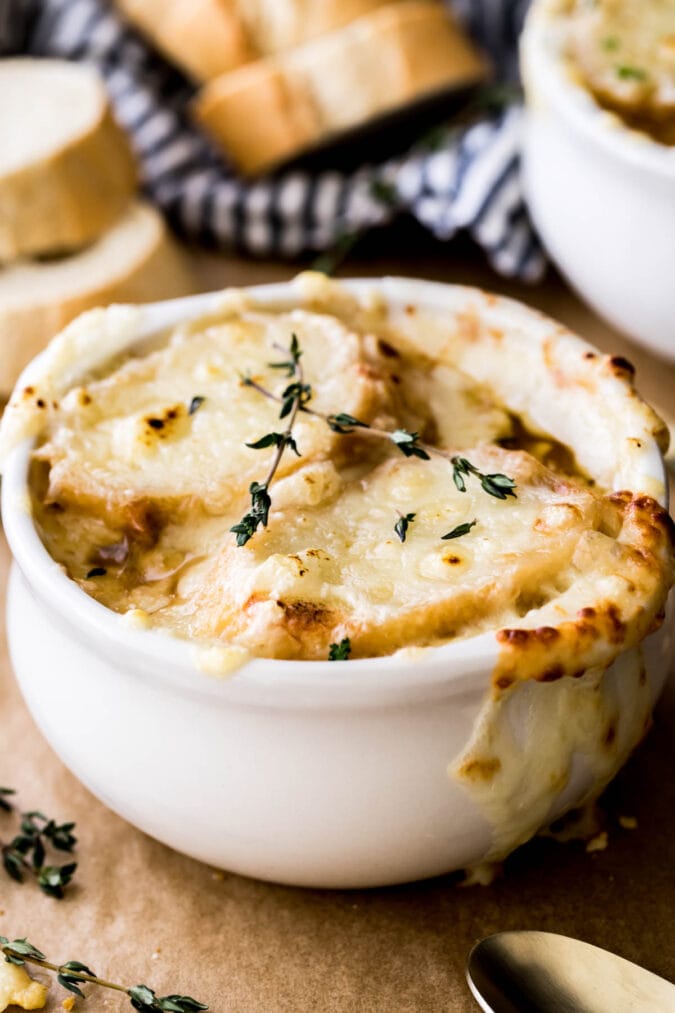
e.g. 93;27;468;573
395;513;416;543
326;412;370;434
389;430;431;460
1;795;77;898
442;520;477;540
451;456;516;500
0;787;15;813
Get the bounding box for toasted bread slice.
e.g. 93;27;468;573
36;306;397;530
0;59;137;262
116;0;397;81
0;201;194;394
194;1;488;175
180;448;602;658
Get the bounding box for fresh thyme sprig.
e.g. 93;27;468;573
328;638;351;661
395;513;416;543
0;938;208;1011
242;360;516;501
1;791;77;899
232;336;310;546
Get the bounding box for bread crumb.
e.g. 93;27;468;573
211;869;225;881
0;960;48;1010
618;815;638;830
586;831;609;853
62;997;76;1011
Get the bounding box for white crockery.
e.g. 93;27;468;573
2;277;672;888
521;1;675;362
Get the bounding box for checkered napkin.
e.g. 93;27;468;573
1;0;544;279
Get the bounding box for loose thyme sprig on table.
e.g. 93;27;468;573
0;788;77;898
236;334;516;546
0;938;208;1011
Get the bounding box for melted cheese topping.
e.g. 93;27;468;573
35;307;397;525
28;281;673;669
561;0;675;143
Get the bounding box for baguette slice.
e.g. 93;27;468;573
116;0;396;81
0;201;194;394
0;59;137;263
194;1;489;176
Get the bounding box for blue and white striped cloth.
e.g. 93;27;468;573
1;0;544;280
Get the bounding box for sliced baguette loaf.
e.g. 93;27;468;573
194;1;488;176
0;59;137;263
0;201;194;393
116;0;396;81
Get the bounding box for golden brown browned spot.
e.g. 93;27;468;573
538;664;565;683
142;403;186;441
606;604;627;643
583;351;596;360
36;398;46;409
456;309;481;343
78;390;92;406
459;757;502;781
444;553;462;565
496;628;530;646
377;339;400;358
277;599;335;637
404;304;416;315
495;674;514;690
244;592;272;610
608;355;635;378
23;386;35;397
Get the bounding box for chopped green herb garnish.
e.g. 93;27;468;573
328;638;352;661
616;65;647;81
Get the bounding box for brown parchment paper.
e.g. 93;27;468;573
1;247;674;1013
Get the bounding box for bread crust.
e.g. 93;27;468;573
194;1;488;175
116;0;396;81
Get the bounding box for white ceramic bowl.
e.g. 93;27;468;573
2;277;672;888
521;1;675;362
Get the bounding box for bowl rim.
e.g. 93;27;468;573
1;275;667;707
521;0;675;180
